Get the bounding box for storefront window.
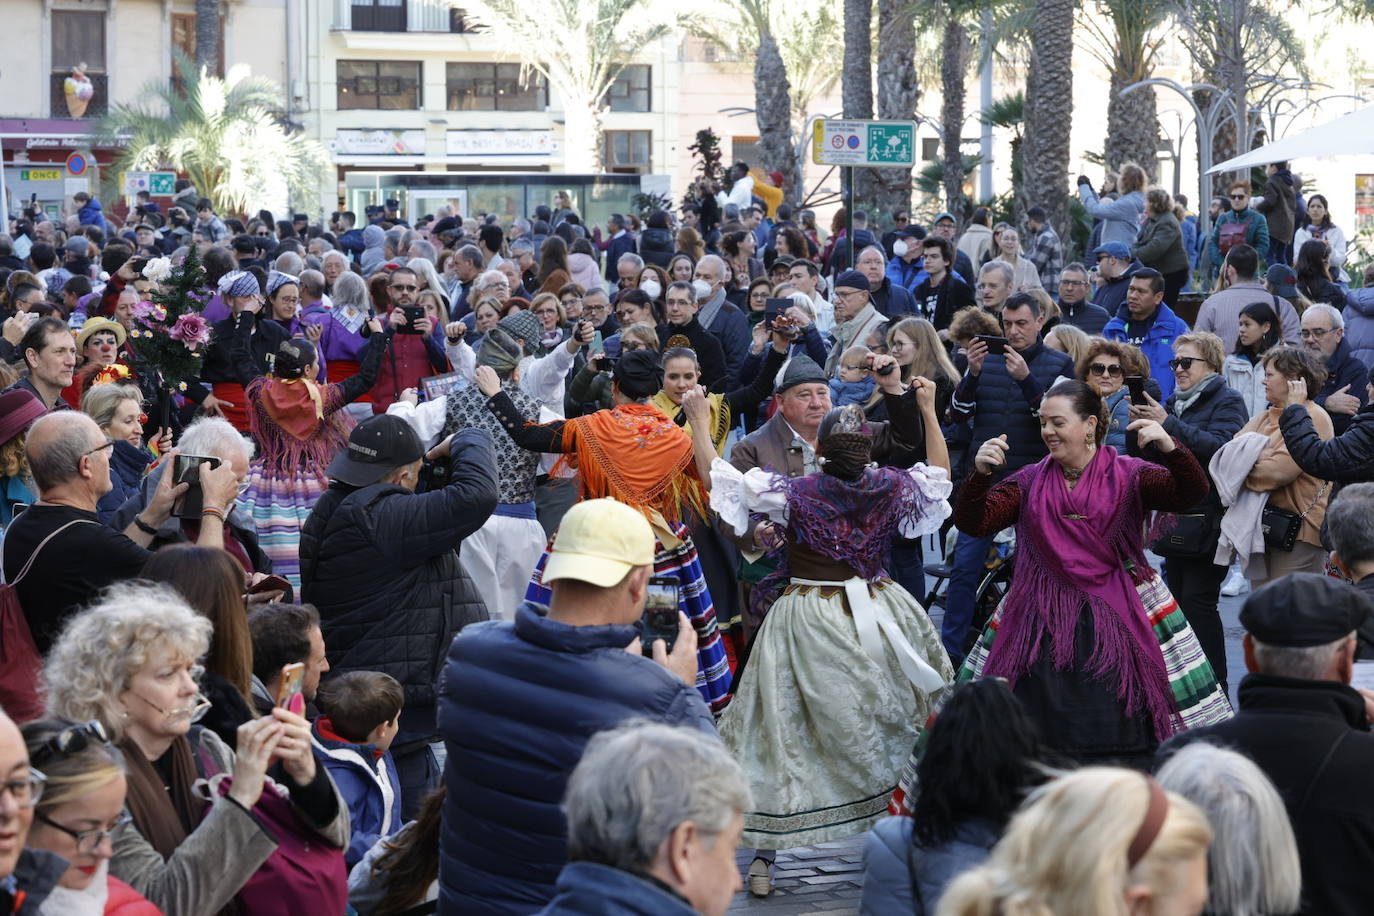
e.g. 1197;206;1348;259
337;60;422;110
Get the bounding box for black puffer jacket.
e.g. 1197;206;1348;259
638;227;674;268
1148;374;1246;516
951;340;1074;479
300;428;498;736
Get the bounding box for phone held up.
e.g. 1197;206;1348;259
1125;375;1148;406
399;305;426;334
275;662;305;710
638;577;681;657
974;334;1009;356
171;454;222;519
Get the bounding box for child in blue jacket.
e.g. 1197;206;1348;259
311;671;405;868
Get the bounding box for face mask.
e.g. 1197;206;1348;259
640;279;662;300
692;279;713;302
893;240;908;258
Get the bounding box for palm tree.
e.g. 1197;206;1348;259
873;0;919;220
778;2;844;192
195;0;219;72
939;16;973;218
843;0;877;205
97;55;327;216
1080;0;1170;180
1021;0;1075;235
464;0;679;173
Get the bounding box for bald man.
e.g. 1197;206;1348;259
1;413;238;651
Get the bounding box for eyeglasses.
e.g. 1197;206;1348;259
623;342;653;352
1088;363;1123;377
1060;279;1089;288
1168;356;1201;371
80;438;116;461
276;295;301;306
389;284;418;293
30;720;110;767
35;811;132;854
1229;194;1248;200
835;289;868;300
1300;327;1335;339
0;767;46;808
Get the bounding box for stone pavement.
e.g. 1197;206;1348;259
730;562;1251;913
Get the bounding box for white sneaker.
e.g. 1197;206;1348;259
1220;565;1248;597
748;856;773;897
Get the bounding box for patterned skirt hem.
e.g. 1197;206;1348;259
742;788;894;850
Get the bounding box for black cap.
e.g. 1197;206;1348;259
385;198;400;209
1240;573;1372;647
365;205;383;217
326;415;425;487
292;212;307;222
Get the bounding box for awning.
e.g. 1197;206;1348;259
1208;105;1374;174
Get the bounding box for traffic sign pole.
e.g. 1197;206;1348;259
845;167;854;272
811;118;916;273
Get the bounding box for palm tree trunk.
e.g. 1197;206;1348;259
562;97;604;174
1021;0;1075;235
842;0;876;207
1106;71;1159;181
940;18;971;219
873;0;917;221
195;0;219;73
754;30;799;204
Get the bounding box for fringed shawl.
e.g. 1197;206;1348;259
984;447;1181;741
649;390;732;456
247;376;354;482
551;402;708;524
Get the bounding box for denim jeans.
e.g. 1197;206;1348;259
941;529;996;663
888;537;926;602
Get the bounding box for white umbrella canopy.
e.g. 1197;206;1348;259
1208;105;1374;174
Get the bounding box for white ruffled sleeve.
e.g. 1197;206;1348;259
708;458;788;536
898;463;953;538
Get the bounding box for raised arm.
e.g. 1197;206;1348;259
681;387;720;486
334;319;388;406
479;368;569;453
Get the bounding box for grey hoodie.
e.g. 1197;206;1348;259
361;225;386;276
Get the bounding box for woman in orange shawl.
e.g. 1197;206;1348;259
475;349;733;710
237;322;384;592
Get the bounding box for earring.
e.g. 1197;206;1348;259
1086;431;1096;450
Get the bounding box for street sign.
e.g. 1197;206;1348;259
122;171;149;194
149;171;176;194
66;152;88;176
20;169;62;182
812;119;916;168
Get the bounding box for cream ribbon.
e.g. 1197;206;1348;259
792;577;947;693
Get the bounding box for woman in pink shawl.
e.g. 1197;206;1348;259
956;379;1230;766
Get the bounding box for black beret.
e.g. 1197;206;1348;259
1240;573;1372;648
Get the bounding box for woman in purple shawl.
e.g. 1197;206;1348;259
696;386;954;897
957;379;1230;768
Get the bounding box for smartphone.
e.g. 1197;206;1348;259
128;256;149;275
248;574;291;595
764;297;792;328
590;330;603;353
172;454;222;519
399;305;426;334
1125;375;1147;406
975;334;1009;355
639;577;682;657
593;355;615;372
275;662;305;710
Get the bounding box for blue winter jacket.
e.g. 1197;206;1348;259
77;197;107;232
886;257;929;295
1103;301;1191;399
1344;288;1374;370
437;602;715;916
310;720;403;868
1314;337;1370;435
860;816;1001;916
535;862;700;916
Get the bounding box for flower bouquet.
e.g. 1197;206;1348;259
124;246;211;407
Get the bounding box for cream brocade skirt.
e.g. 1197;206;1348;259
720;578;953;850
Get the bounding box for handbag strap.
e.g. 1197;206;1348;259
8;519;99;588
1297;481;1330;522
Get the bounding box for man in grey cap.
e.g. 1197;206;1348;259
1160;573;1374;916
729;351;922;556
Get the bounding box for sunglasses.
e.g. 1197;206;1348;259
30;720;110;766
390;284;418;293
1229;194;1247;200
1168;356;1201;371
1089;363;1123;377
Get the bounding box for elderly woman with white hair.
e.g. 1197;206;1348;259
533;722;750;916
1156;742;1302;916
44;581;351;916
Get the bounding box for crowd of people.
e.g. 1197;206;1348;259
2;157;1374;916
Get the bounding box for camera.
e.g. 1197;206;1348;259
418;455;452;492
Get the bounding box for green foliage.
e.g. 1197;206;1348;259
979;91;1024;131
124;245;212;391
915;155;982;197
630;191;674;220
683;129;724;208
1066;197;1093;263
97;54;327;216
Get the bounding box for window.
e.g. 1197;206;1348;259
51;10;107;118
449;8;479;32
351;0;407;32
445;63;546;111
337;60;422;110
605;65;650;112
921;138;940;162
603;130;652;174
171;13;224;84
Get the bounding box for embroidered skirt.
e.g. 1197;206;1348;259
720;578;951;849
526;523;733;712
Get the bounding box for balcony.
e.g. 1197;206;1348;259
334;0;478;32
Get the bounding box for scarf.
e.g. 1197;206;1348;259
118;735;203;860
697;288;727;331
650;390;731;455
983;447;1180;741
38;860;107;916
259;376;325;440
1172;373;1218;415
831;303;879;351
552;403;707;524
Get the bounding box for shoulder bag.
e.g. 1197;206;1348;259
1262;482;1329;552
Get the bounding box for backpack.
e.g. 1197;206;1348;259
0;519;96;721
1218;220;1249;257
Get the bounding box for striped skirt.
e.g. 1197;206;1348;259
240;463;326;596
889;573;1232;815
526;522;734;713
